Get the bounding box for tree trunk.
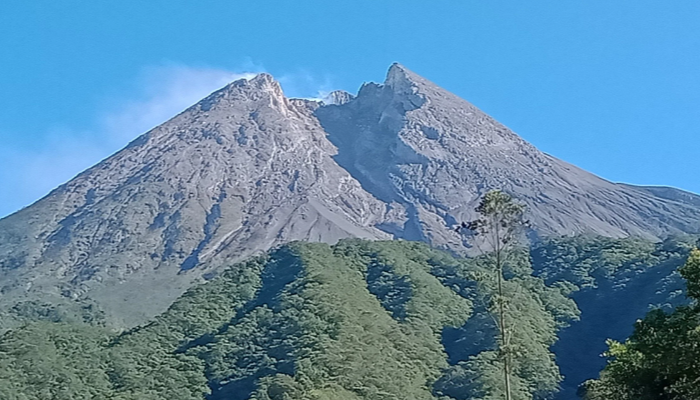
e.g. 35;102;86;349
496;221;512;400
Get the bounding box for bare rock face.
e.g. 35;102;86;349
316;64;700;245
0;74;390;327
1;64;699;328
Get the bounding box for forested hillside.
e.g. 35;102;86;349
0;236;695;400
532;235;696;399
583;248;700;399
0;240;576;400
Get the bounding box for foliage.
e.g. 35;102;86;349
0;298;106;332
456;190;529;400
532;234;697;290
433;249;577;400
583;249;700;400
0;240;577;400
529;235;697;398
0;256;268;400
0;322;114;400
681;247;700;300
532;235;659;288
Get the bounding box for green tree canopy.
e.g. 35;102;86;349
584;249;700;400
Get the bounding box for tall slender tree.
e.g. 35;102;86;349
457;190;528;400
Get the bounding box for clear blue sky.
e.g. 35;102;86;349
2;1;700;218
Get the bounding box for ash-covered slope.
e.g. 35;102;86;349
0;74;390;328
316;64;700;246
0;63;698;329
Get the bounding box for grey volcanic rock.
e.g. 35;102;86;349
0;63;699;328
323;90;355;105
0;74;390;328
316;64;700;246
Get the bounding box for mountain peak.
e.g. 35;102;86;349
198;72;286;113
385;62;416;89
324;90;355;105
386;62;407;75
385;63;429;90
2;63;700;331
248;72;276;86
220;72;283;97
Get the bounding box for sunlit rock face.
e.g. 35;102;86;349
1;63;699;328
318;63;700;246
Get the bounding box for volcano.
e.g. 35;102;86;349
1;63;698;328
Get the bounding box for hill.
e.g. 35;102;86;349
0;240;577;400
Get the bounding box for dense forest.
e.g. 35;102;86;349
532;235;695;399
583;248;700;400
0;236;696;400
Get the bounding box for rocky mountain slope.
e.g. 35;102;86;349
317;65;700;244
1;63;699;328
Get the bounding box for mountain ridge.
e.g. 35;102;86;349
317;63;700;241
0;63;698;329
